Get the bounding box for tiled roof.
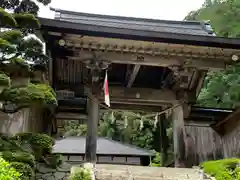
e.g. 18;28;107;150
53;137;154;156
51;8;215;36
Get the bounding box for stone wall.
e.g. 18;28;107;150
36;162;71;180
62;154;141;165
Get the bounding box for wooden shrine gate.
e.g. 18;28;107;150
40;8;240;167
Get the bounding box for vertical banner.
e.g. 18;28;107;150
103;71;110;107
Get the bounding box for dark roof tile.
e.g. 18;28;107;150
53;137;154;156
51;8;214;36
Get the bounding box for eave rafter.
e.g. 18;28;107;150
58;34;240;60
68;49;226;70
52;34;240;71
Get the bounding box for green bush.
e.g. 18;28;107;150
151;152;161;166
234;167;240;179
0;157;21;180
10;162;35;180
70;167;92;180
0;151;36;169
201;158;240;180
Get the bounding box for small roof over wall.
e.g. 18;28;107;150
53;137;154;156
213;108;240;135
186;106;233;125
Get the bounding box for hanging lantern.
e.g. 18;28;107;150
111;111;115;124
124;116;128;128
154;113;158;128
140;117;144;130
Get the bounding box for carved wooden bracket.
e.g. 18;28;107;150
81;52;111;70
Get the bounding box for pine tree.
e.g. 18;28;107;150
0;1;56;133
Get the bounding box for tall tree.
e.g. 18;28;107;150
185;0;240;108
0;0;56;134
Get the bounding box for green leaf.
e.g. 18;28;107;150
0;8;17;27
1;30;24;44
14;13;40;28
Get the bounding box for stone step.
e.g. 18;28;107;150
95;164;204;180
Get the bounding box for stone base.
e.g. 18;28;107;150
36;162;71;180
11;77;30;87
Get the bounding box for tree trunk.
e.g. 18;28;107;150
0;106;43;135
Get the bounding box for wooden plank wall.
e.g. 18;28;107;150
55;58;87;85
222;120;240;158
185;124;223;164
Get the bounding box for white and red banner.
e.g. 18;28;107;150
103;71;110;107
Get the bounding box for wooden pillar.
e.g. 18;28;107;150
159;114;168;166
172;103;186;167
48;50;53;86
85;96;99;163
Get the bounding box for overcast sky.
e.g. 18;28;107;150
38;0;204;20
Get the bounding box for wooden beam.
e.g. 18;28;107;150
85;96;99;163
69;50;226;70
159;114;168;166
125;64;132;82
101;103;164;112
195;71;207;97
55;112;87;120
48;50;53;86
95;86;176;105
172;103;186;167
127;65;141;88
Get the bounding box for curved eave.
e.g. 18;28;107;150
39;17;240;49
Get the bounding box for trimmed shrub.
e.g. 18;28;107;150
0;83;57;106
